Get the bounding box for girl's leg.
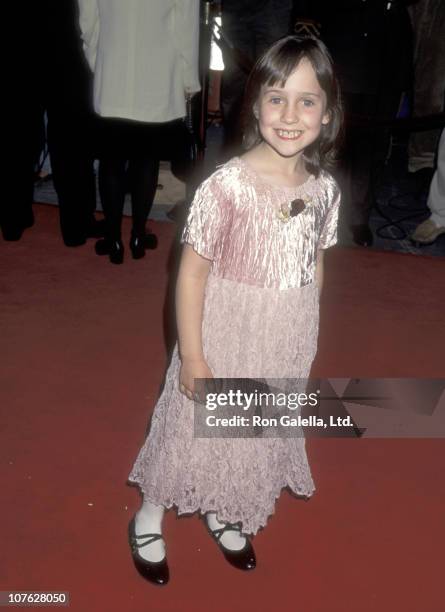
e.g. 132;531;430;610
128;156;160;238
134;498;166;562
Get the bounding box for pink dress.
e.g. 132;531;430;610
129;157;340;534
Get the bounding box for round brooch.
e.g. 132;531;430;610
277;196;310;223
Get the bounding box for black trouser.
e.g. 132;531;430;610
97;118;161;241
46;104;97;241
2;102;96;242
335;91;401;232
2;98;97;244
1;102;42;236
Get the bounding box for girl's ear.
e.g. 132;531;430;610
253;104;259;119
322;110;330;125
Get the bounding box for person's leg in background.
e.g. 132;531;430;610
94;117;128;263
128;156;160;258
47;106;98;247
127;121;159;258
96;146;127;263
1;103;41;241
408;0;445;190
428;130;445;228
42;0;101;248
98;158;127;241
220;6;254;159
336;93;377;247
411;129;445;245
337;86;404;247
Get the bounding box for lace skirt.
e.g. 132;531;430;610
128;275;318;534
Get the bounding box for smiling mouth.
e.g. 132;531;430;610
275;129;303;140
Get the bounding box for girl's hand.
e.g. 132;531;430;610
179;358;213;402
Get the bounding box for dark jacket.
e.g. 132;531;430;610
293;0;413;94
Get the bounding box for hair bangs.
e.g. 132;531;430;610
262;48;305;90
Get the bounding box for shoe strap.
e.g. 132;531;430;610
131;532;163;548
211;523;242;541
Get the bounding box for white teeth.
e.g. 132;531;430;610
277;130;302;138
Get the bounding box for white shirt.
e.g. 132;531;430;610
78;0;201;122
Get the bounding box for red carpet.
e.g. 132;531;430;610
1;204;444;612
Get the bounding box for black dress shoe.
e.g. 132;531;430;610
128;518;169;586
129;236;146;259
143;233;158;250
351;224;374;247
63;234;87;247
1;210;34;241
206;522;256;571
1;226;25;241
95;238;124;264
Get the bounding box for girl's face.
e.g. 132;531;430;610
255;58;330;161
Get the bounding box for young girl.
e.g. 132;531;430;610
128;35;343;585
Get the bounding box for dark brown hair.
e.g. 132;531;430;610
242;35;343;176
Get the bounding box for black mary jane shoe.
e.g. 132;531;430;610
129;236;146;259
207;522;256;571
128;518;169;586
95;238;124;264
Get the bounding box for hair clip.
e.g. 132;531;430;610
277;197;309;223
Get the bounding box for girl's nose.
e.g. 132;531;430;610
281;104;299;124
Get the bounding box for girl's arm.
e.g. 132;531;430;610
176;244;213;399
315;249;325;296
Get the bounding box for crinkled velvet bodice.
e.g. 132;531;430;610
182;157;340;289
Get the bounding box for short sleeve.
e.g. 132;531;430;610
318;184;341;250
181;174;228;261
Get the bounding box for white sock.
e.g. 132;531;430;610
134;500;166;562
206;512;246;551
